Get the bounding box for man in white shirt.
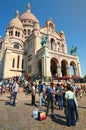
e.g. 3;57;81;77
31;82;37;106
13;80;19;106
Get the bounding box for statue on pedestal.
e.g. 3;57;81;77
70;46;77;55
41;36;48;46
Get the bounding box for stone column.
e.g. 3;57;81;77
42;53;45;78
57;65;62;77
66;66;70;76
74;55;82;77
42;47;51;81
74;67;77;76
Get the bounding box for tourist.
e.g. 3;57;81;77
9;82;14;104
56;83;63;110
38;80;45;107
24;80;29;95
13;79;19;106
31;82;37;106
46;82;55;117
65;84;76;127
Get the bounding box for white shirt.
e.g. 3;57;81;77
13;82;19;92
32;86;35;95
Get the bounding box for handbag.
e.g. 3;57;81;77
38;110;47;121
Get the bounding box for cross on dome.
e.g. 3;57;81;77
15;10;19;18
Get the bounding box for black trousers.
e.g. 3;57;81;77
31;94;35;105
46;96;54;115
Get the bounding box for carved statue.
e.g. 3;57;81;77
41;36;48;46
70;46;77;55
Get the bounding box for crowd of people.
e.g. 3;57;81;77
0;76;86;127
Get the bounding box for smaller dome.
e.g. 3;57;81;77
8;10;23;30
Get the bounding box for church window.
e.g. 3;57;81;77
12;58;15;68
15;31;17;36
18;32;20;37
11;31;13;36
9;31;13;36
50;38;55;50
14;43;19;49
28;29;30;35
15;31;20;37
24;29;26;35
17;55;20;68
9;31;11;36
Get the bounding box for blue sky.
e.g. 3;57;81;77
0;0;86;77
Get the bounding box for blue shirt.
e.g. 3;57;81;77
56;86;63;96
38;84;43;93
48;87;55;98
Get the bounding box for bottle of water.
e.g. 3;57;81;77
33;108;39;119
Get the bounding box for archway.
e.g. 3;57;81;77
50;58;58;77
61;60;68;76
70;61;76;76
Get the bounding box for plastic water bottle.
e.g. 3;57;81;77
33;108;39;119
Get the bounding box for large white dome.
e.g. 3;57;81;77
20;4;39;23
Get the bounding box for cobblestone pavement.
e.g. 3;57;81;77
0;91;86;130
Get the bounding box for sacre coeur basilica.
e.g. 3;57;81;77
0;4;82;80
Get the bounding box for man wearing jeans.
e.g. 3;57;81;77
13;80;19;106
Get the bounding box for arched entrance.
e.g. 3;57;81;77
70;61;76;76
61;60;68;76
50;58;58;77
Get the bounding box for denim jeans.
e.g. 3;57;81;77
57;95;63;109
13;92;17;106
67;99;76;126
39;92;45;106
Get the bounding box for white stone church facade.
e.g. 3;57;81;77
0;4;82;80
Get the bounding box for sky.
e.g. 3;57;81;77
0;0;86;77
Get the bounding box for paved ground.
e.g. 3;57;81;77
0;91;86;130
